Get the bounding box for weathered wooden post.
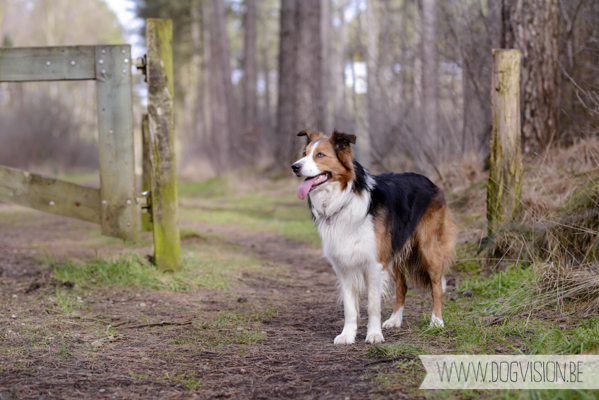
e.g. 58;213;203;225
487;49;523;236
96;45;137;242
146;19;181;271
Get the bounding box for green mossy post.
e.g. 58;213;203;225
141;114;153;232
487;49;523;236
146;19;181;271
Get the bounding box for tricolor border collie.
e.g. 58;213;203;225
292;129;457;344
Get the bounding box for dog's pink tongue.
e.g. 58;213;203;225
297;176;318;200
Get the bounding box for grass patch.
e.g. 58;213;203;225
51;254;183;291
196;308;277;347
49;237;274;291
178;176;229;198
371;268;599;397
447;271;599;355
367;342;427;358
500;389;599;400
168;308;277;349
178;176;321;247
180;200;320;247
160;370;203;390
181;240;276;289
53;289;77;314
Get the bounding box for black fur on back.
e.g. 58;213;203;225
367;169;442;253
352;160;369;194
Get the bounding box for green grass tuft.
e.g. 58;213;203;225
160;370;203;390
167;308;277;349
178;176;229;198
367;342;426;358
177;176;321;247
51;254;180;290
49;237;275;291
501;389;599;400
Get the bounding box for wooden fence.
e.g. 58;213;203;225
0;19;181;271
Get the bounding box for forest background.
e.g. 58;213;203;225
0;0;597;179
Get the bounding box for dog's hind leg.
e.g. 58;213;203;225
429;274;445;328
383;271;407;329
334;277;359;345
365;263;385;344
419;241;445;328
412;198;453;329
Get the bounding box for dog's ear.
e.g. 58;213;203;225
297;129;326;144
330;130;356;151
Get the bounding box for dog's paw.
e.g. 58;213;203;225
365;331;385;344
383;307;404;329
382;317;402;329
429;314;444;328
334;332;356;345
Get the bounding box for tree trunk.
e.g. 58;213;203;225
296;0;323;132
413;1;423;138
0;0;5;45
421;0;439;156
321;0;332;134
243;0;258;149
209;0;238;170
201;0;212;146
502;0;559;153
190;0;205;154
487;49;523;236
275;0;298;168
259;0;271;139
333;0;350;131
364;0;379;168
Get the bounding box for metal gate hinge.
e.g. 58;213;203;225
133;55;147;82
137;190;152;222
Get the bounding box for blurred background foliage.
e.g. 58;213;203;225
0;0;598;179
0;0;123;173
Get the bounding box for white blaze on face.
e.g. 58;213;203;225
294;142;329;200
296;143;322;178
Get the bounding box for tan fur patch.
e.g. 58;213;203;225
412;196;457;320
387;193;457;321
373;208;393;268
414;194;456;277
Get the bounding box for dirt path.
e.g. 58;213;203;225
1;208;429;399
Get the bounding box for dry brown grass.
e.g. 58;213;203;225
436;139;599;315
518;138;599;223
494;260;599;315
487;139;599;315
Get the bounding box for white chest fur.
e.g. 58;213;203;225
307;175;388;345
309;182;379;273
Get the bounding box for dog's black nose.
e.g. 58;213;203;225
291;163;301;175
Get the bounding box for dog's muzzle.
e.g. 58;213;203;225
291;162;301;176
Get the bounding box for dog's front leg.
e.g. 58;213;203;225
365;263;384;344
334;281;359;345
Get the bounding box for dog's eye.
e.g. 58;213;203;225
316;152;325;158
302;151;306;157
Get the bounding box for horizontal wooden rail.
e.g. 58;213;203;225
0;46;96;82
0;166;101;224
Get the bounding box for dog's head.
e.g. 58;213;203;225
291;129;357;200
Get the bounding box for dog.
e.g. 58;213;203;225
291;129;456;344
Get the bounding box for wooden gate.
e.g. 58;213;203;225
0;19;181;271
